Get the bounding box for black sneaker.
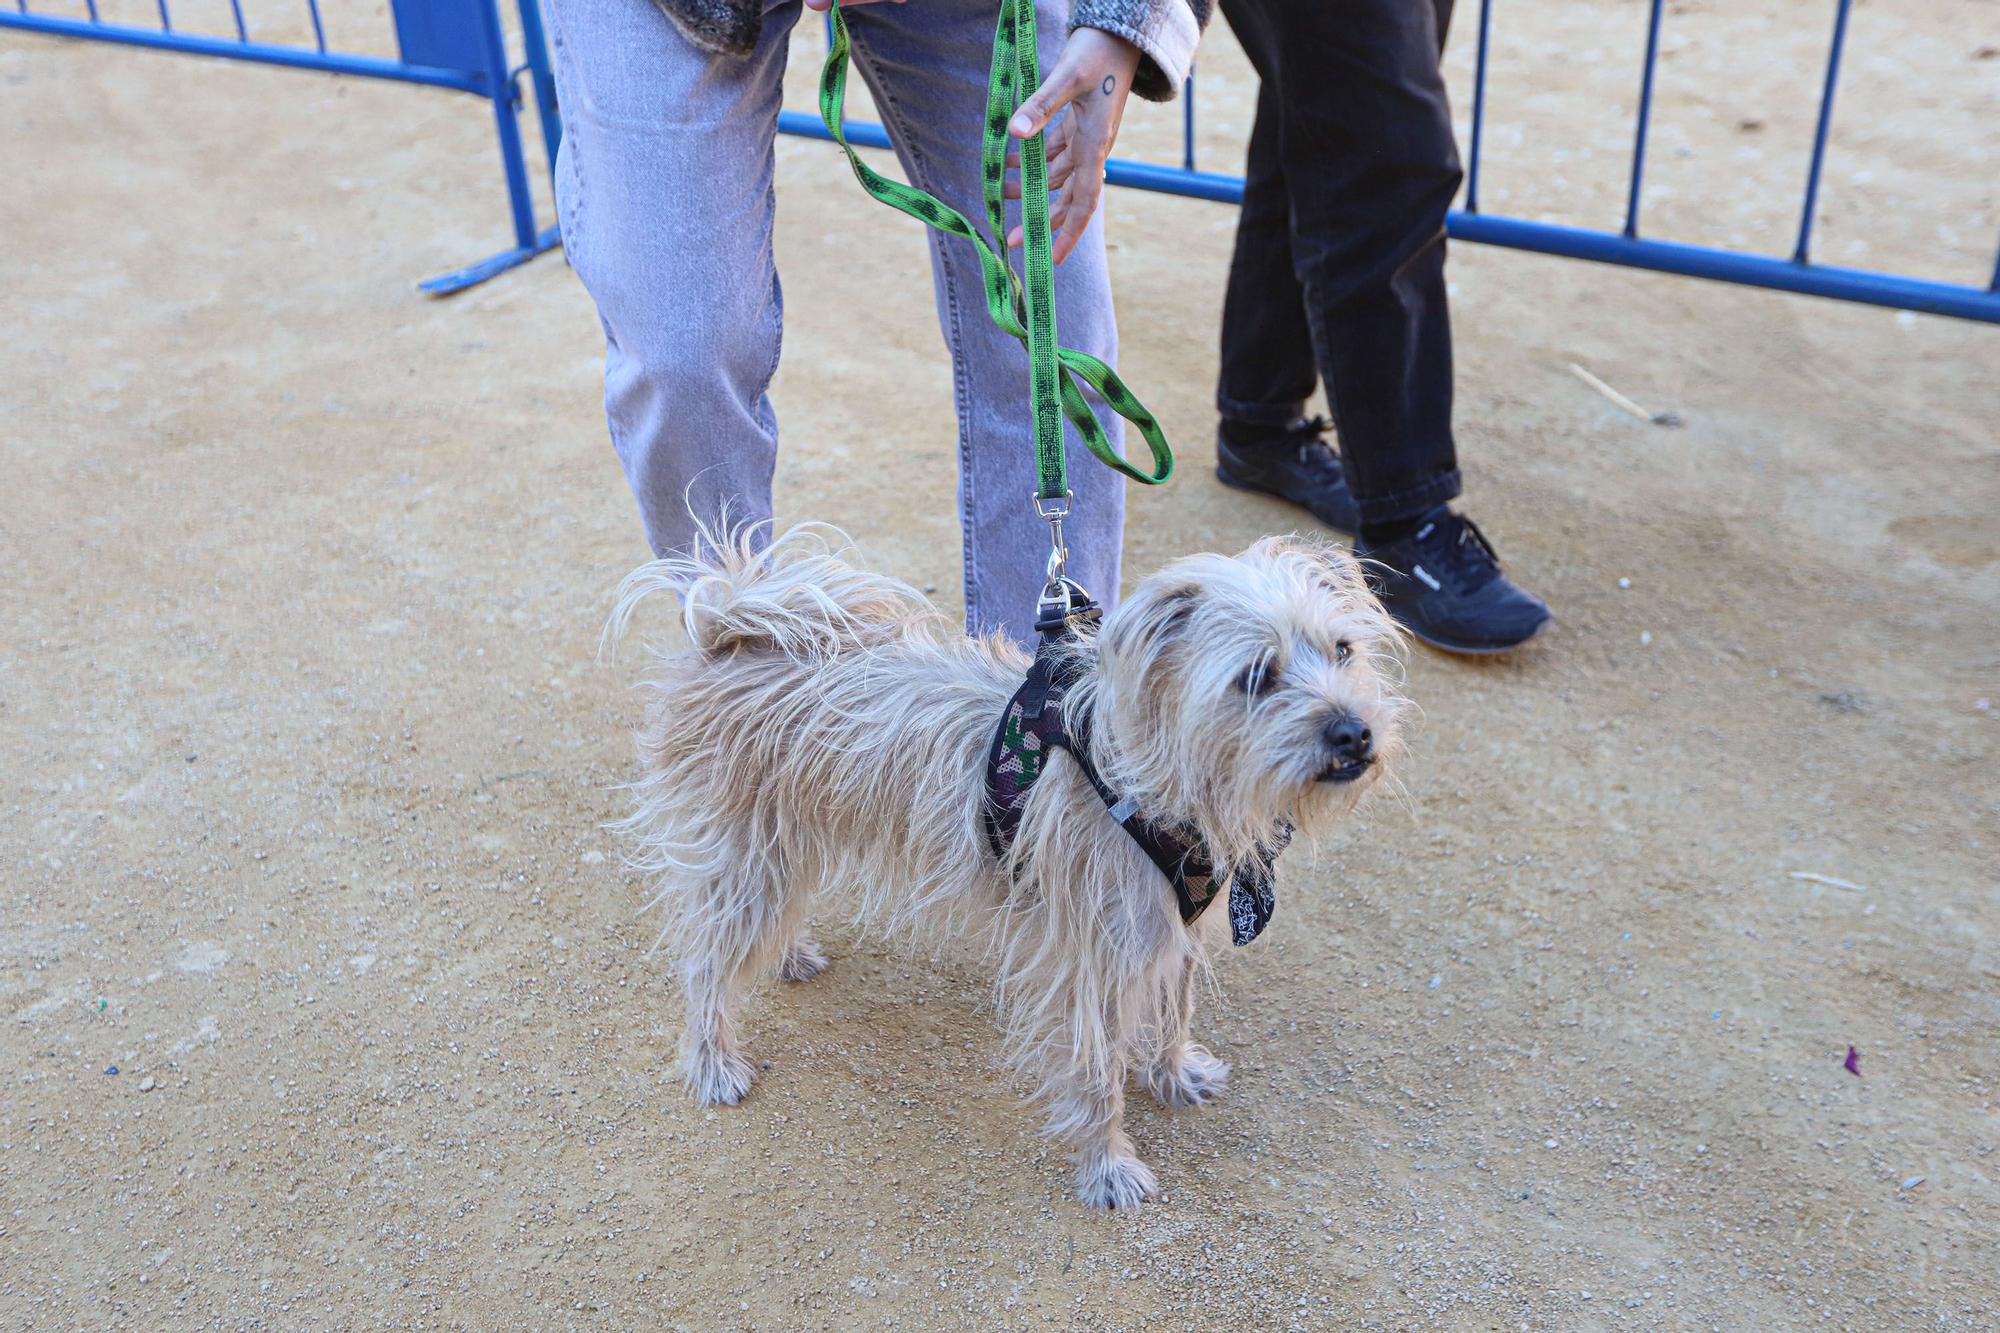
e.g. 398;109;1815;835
1357;507;1552;654
1215;416;1361;534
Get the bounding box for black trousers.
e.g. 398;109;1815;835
1216;0;1464;526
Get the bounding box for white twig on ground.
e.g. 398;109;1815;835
1568;362;1684;427
1789;871;1870;893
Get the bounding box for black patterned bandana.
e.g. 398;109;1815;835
982;608;1290;947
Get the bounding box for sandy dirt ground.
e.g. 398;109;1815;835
4;1;1998;1328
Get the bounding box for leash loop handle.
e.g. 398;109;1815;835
816;0;1175;503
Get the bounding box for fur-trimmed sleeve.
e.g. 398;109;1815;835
1069;0;1212;103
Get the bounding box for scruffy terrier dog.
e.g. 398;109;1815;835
608;523;1405;1208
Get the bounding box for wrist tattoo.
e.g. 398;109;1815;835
1101;75;1116;96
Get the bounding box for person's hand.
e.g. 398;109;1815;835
1004;28;1143;264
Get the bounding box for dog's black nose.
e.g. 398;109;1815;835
1324;713;1373;762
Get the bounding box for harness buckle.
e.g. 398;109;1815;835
1035;574;1091;627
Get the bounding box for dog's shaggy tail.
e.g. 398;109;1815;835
603;516;939;661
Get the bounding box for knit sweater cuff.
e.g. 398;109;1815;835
1071;0;1200;103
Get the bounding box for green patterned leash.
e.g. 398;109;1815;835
816;0;1174;604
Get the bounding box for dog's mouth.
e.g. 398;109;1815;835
1315;757;1375;785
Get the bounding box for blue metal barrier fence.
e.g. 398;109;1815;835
771;0;2000;325
0;0;560;294
8;0;1994;321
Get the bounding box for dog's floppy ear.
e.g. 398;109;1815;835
1101;576;1201;670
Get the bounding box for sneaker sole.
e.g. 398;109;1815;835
1213;465;1359;536
1390;608;1554;657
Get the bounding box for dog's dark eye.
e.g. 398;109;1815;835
1334;640;1354;666
1236;659;1278;696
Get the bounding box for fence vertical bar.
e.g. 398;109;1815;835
1466;0;1493;212
1181;67;1196;173
516;0;562;192
1624;0;1665;239
228;0;246;40
155;0;171;31
304;0;325;53
84;0;99;21
1793;0;1853;264
476;0;537;253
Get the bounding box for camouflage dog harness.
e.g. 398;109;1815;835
981;604;1288;947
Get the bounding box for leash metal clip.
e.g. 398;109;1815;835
1033;491;1073;582
1032;491;1088;625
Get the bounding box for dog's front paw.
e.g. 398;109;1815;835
779;936;829;982
1142;1042;1232;1109
1074;1152;1158;1210
683;1044;756;1106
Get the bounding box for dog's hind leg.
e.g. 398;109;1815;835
680;957;757;1106
676;851;797;1106
1140;955;1231;1109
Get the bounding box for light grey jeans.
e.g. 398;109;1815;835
547;0;1128;642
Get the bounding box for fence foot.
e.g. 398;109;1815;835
420;224;561;297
